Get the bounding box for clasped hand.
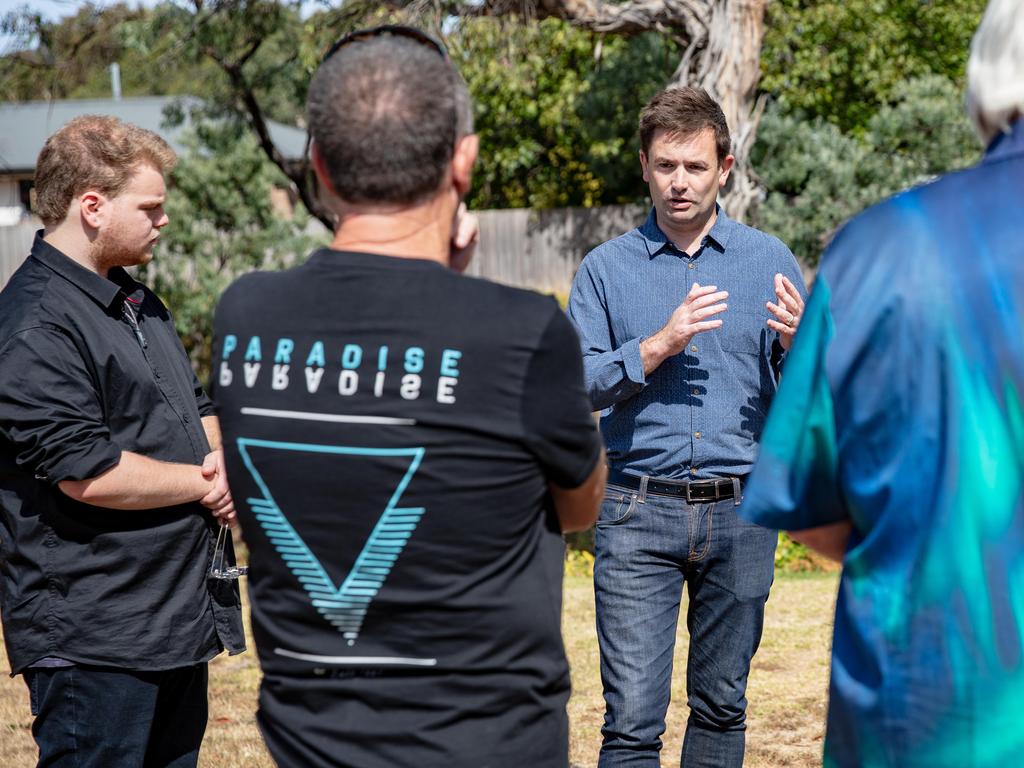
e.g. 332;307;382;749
200;449;236;526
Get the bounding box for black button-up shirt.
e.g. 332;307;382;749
0;234;244;674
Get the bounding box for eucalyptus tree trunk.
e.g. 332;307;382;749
675;0;769;223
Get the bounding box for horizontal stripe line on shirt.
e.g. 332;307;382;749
274;648;437;666
240;407;416;426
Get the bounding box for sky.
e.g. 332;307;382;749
0;0;154;23
0;0;161;18
0;0;333;52
0;1;153;54
0;0;333;22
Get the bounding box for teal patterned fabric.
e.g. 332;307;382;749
742;118;1024;767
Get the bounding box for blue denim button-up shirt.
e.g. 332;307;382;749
568;207;805;480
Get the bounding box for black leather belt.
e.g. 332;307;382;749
607;468;743;503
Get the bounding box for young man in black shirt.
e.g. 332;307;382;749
213;26;606;768
0;116;244;765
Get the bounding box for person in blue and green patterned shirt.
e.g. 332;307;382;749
741;1;1024;766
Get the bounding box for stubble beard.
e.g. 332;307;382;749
93;223;153;273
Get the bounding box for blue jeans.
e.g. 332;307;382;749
594;481;777;768
23;663;208;767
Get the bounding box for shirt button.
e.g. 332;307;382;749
692;387;699;395
687;262;695;269
690;467;699;475
694;431;702;439
690;345;697;353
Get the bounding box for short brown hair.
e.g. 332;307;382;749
34;115;176;225
639;87;731;163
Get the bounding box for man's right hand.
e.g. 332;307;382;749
640;282;728;375
200;450;237;526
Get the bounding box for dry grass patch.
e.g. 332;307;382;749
565;571;838;768
0;572;837;767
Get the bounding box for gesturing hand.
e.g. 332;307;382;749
641;282;729;374
200;449;236;527
766;273;805;351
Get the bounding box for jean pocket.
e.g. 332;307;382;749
597;489;635;527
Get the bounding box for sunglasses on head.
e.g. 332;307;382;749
321;24;448;64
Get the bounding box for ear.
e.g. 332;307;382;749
310;141;339;196
639;149;650;183
78;190;106;230
451;134;479;197
718;154;735;188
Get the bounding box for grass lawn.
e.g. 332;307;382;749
0;571;837;767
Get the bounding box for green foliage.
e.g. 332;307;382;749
864;73;980;182
136;114;326;380
115;1;315;125
452;18;679;209
774;534;847;574
752;74;981;265
564;547;595;578
774;533;827;573
761;0;988;132
0;2;220;101
751;109;874;266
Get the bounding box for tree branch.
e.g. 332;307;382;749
211;53;333;228
478;0;708;37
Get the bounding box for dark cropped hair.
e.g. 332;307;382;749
307;32;473;206
639;87;731;163
34;115;175;226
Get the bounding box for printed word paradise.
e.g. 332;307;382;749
218;335;463;405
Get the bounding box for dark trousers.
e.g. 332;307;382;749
23;663;209;768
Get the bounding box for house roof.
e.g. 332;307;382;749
0;96;307;173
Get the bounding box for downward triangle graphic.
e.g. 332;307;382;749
236;438;426;646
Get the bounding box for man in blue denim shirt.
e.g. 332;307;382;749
568;87;806;767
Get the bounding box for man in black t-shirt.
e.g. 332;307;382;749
213;26;606;768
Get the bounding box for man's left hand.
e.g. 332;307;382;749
766;273;805;350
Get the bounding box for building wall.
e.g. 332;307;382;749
0;219;37;286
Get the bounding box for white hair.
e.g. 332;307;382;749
966;0;1024;145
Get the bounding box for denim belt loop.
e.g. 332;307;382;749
636;475;649;504
731;476;741;507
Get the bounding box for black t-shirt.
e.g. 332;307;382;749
213;249;602;767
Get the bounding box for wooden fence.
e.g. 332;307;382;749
465;204;646;295
0;205;649;295
0;221;36;288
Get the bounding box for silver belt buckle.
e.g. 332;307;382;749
685;482;699;503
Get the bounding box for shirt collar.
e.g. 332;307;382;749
637;205;733;258
30;231;135;310
982;116;1024;165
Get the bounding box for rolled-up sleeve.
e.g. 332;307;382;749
567;258;646;411
0;327;121;483
192;369;216;418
